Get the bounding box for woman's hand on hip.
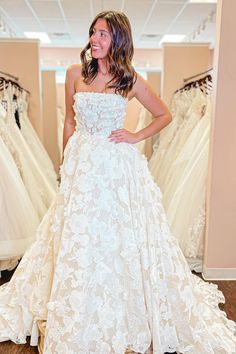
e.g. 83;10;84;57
108;129;140;144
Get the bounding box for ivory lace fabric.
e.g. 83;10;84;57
0;92;235;354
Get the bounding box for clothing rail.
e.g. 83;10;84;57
184;68;213;83
0;70;19;81
0;77;30;95
174;73;212;94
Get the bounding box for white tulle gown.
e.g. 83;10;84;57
18;91;58;192
0;135;40;271
57;106;65;161
0;88;56;220
164;97;212;271
148;89;192;181
135;107;153;159
148;88;211;271
0;92;235;354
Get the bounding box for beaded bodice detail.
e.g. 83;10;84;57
72;92;128;136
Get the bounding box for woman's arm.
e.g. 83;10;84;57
132;74;172;142
62;65;79;158
108;74;172;144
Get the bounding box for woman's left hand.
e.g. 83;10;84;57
108;129;140;144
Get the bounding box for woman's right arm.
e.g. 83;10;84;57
62;65;80;160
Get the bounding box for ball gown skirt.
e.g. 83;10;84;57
0;92;235;354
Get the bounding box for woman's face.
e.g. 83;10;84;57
89;18;112;59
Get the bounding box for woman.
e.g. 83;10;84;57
0;10;235;354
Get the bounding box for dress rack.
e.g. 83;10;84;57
0;73;30;95
183;68;213;83
175;73;212;94
0;70;19;81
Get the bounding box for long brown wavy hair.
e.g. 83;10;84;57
80;11;137;97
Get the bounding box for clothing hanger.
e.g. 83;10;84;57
0;76;30;95
175;74;213;94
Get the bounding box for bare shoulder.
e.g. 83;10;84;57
66;63;82;80
65;64;82;94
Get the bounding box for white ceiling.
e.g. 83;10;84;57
0;0;217;49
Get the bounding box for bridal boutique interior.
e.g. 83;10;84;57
0;0;236;353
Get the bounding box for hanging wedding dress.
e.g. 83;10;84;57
0;86;56;219
164;96;212;271
148;87;211;271
18;91;58;191
57;106;65;161
162;89;209;208
155;88;207;192
0;135;40;271
0;104;47;220
0;92;235;354
148;90;191;182
135;107;153;159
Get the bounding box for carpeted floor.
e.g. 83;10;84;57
0;268;235;354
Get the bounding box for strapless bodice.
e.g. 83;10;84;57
72;92;128;136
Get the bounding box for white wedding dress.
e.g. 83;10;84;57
0;136;40;271
148;89;192;183
57;106;65;161
0;89;56;220
151;89;207;192
135;107;153;159
18;91;58;192
148;89;211;271
164;97;212;271
0;92;235;354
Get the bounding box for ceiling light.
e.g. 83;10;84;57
24;32;51;44
189;0;217;3
160;34;186;45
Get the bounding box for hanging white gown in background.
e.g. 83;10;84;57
0;87;56;220
148;88;211;271
155;88;207;192
57;106;65;162
135;107;153;159
164;97;212;271
0;92;235;354
162;90;209;208
0;136;40;271
18;91;58;191
148;89;191;182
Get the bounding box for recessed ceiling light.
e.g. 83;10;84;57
160;34;186;45
24;32;51;44
189;0;217;3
